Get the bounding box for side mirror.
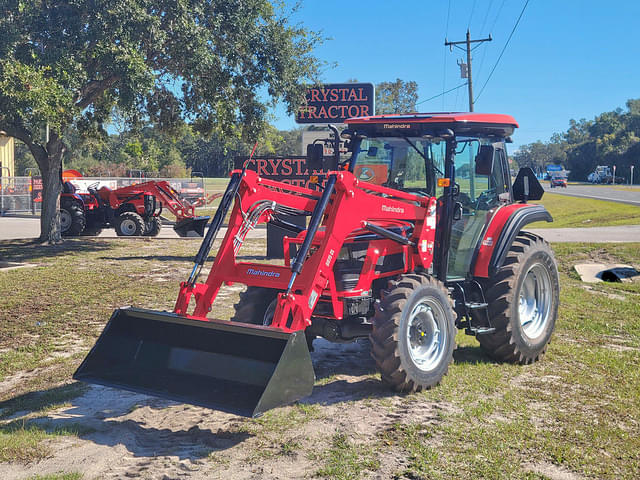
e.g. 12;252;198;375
453;201;463;221
475;145;494;176
306;143;324;172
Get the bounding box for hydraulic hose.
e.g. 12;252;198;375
187;171;242;285
286;174;337;294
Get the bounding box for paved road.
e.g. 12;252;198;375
1;216;638;243
529;225;640;243
543;183;640;206
0;216;264;241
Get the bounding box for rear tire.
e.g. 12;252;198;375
60;203;86;236
115;212;145;236
231;287;279;325
477;232;559;364
144;217;162;236
370;274;456;392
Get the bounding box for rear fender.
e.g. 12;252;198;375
472;204;552;278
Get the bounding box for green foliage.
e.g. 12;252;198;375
0;0;323;239
514;98;640;182
375;79;418;114
1;0;322;139
512;140;567;173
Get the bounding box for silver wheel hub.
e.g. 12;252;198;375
60;210;72;231
518;263;552;340
407;299;447;372
120;218;138;235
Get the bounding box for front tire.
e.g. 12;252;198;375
477;232;559;364
231;287;279;325
115;212;145;236
370;274;456;392
144;216;162;236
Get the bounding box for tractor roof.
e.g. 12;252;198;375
345;112;518;138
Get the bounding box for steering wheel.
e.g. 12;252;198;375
475;189;497;210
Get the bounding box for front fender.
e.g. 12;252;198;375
472;204;552;278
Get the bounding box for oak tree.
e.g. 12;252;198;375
0;0;321;242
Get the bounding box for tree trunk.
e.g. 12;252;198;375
34;134;66;244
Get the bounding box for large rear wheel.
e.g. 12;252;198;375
370;274;456;392
60;203;86;236
477;232;559;363
144;216;162;236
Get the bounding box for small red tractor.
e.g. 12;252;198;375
76;113;559;417
60;179;209;237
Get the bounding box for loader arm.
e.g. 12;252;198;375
174;169;437;332
107;180;210;236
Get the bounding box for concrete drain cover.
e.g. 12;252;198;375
575;263;640;283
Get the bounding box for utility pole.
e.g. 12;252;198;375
445;30;492;112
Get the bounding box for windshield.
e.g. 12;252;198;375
351;137;446;196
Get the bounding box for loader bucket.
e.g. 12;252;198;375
73;307;315;417
174;216;210;237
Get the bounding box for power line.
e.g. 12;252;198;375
475;0;530;103
441;0;452;109
479;0;494;35
489;0;508;33
476;0;505;82
467;0;477;30
417;83;468;106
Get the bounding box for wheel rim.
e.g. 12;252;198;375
518;263;552;340
60;210;72;232
120;218;138;235
406;299;448;372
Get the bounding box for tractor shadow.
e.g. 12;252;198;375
305;340;496;407
304;338;395;406
1;384;251;461
453;344;495;365
100;254;195;262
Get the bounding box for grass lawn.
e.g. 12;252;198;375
0;238;639;478
531;192;640;228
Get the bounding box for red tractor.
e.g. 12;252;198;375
76;113;559;417
60;179;209;237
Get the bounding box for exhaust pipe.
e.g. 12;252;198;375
74;307;315;417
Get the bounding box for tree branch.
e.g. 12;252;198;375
75;75;121;110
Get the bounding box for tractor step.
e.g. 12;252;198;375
465;302;489;310
465;326;496;335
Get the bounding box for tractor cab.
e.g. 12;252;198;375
342;113;523;281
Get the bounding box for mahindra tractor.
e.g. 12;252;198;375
60;179;209;237
75;113;559;417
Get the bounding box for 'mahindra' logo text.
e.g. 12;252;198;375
247;269;281;278
382;205;405;214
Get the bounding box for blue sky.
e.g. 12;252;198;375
272;0;640;151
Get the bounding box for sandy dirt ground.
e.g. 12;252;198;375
0;338;445;480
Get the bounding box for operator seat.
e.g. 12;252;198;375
62;181;76;194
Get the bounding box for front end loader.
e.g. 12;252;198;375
61;178;209;237
76;113;559;417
